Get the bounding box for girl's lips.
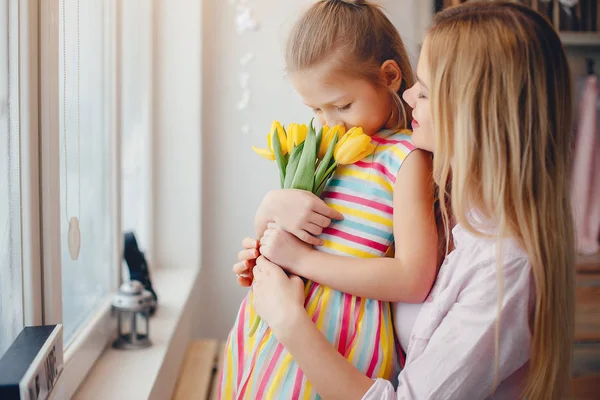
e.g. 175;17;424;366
412;119;420;128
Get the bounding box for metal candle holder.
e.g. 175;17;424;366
111;280;156;350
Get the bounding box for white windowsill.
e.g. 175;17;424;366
71;265;201;400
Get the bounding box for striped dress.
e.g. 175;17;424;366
219;129;416;400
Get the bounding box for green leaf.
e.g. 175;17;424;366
272;127;286;188
314;132;338;190
314;161;338;194
291;120;317;191
315;126;323;154
284;142;304;189
314;177;328;198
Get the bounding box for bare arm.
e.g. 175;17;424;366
292;150;438;303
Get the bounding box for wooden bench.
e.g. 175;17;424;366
172;340;225;400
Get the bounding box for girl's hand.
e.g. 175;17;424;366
256;189;343;246
252;256;306;338
232;237;260;287
260;222;312;274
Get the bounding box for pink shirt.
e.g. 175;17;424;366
364;221;534;400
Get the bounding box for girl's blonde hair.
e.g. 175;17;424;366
285;0;414;130
428;2;575;399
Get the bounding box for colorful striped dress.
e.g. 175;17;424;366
219;129;416;400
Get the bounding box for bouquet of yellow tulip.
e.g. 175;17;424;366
252;119;376;197
248;119;376;336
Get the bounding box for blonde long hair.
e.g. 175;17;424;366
285;0;414;129
427;2;575;399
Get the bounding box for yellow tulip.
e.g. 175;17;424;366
251;146;275;160
286;123;308;150
252;120;288;160
318;125;346;158
334;127;376;165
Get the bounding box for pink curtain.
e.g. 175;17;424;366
572;75;600;255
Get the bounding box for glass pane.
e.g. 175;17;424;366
0;0;23;357
121;0;151;253
59;0;112;344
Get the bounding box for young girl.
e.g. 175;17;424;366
220;0;439;398
246;2;576;399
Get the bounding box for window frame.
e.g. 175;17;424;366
18;0;123;396
0;0;26;354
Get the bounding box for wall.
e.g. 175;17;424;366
152;0;202;271
196;0;422;339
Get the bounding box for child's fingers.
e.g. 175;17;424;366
242;237;259;249
267;221;278;229
238;247;259;262
309;213;332;228
303;222;323;237
237;275;253;287
294;229;324;246
313;201;344;221
233;261;249;274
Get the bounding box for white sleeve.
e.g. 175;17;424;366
362;257;532;400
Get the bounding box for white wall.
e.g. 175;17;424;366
152;0;202;271
196;0;422;339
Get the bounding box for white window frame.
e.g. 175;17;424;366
17;0;123;396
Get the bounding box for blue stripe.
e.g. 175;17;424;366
376;150;402;174
326;291;341;345
336;218;394;241
327;178;392;201
280;362;298;397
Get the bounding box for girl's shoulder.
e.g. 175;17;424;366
370;129;418;177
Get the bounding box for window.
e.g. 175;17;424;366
58;0;114;344
0;0;23;356
1;0;156;395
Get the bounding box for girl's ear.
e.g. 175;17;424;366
380;60;402;92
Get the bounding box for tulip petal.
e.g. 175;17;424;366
296;124;308;145
252;146;275;160
287;123;296;152
333;127;376;165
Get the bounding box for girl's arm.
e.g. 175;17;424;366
260;150;439;303
251;254;533;400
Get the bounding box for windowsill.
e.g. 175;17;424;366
71;265;201;400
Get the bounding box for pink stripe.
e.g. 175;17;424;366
324;191;393;215
255;343;285;398
337;294;353;355
323;227;388;253
311;307;321;324
366;303;383;377
399;140;416;151
292;369;305;399
371;135;416;152
354;160;396;181
236;297;247;386
371;136;403;145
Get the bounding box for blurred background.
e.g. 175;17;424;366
1;1;599;399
